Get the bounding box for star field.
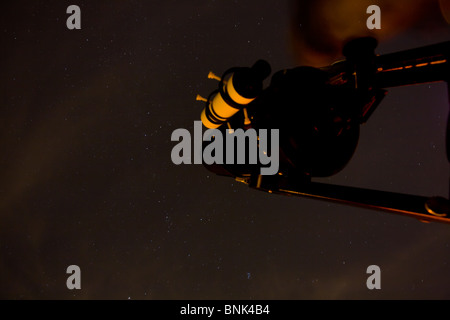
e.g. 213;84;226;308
1;0;450;299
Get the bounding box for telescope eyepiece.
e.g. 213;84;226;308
200;60;272;129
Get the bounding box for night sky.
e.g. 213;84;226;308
1;0;450;299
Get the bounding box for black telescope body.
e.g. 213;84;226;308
198;37;450;224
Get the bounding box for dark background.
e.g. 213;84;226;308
1;0;449;299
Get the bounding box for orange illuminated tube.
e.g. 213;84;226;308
200;60;271;129
201;75;255;129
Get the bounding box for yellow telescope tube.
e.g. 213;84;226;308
201;74;256;129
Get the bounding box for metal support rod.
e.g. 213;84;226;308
374;41;449;88
272;182;450;224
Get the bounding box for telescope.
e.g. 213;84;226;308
196;37;450;224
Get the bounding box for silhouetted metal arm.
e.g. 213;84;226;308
375;41;449;88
